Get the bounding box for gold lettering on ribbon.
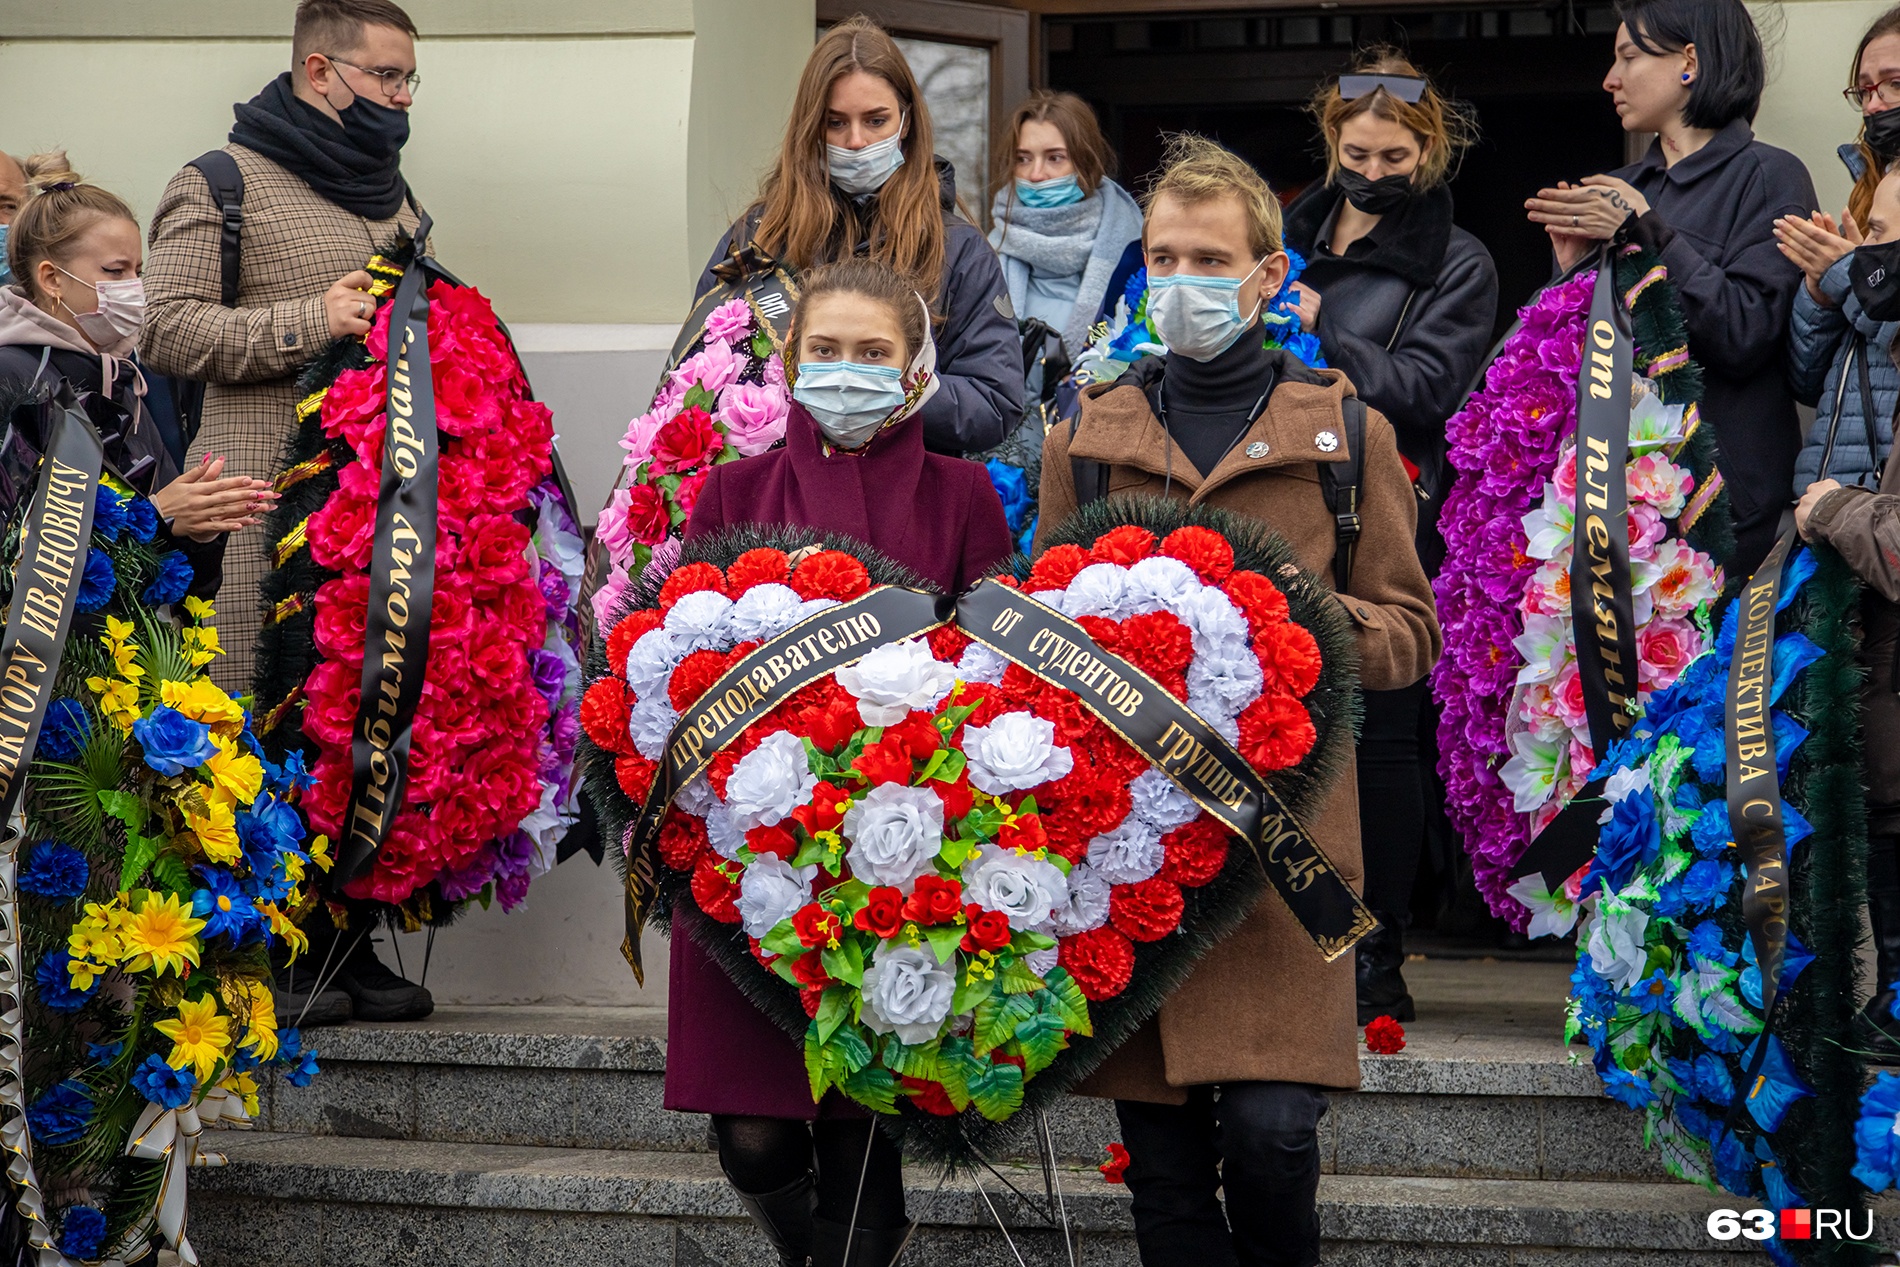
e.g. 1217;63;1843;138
1587;318;1616;400
0;458;95;805
348;509;426;858
1576;436;1633;734
387;326;426;480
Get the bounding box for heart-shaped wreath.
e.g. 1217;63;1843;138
579;497;1357;1159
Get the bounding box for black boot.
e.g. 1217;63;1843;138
731;1172;816;1267
810;1217;913;1267
331;927;434;1022
269;935;351;1028
1356;916;1415;1026
1857;841;1900;1060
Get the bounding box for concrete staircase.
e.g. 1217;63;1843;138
185;960;1780;1266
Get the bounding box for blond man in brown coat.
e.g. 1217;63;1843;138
140;0;432;1027
1038;136;1440;1267
140;0;424;697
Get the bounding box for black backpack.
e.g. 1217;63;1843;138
166;150;246;449
1069;394;1367;592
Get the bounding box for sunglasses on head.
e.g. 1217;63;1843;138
1339;74;1428;103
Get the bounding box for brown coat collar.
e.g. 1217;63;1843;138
1072;366;1357;500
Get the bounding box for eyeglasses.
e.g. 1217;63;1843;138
1340;74;1428;103
1845;77;1900;111
326;55;421;98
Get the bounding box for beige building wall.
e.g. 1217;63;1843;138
1754;0;1891;215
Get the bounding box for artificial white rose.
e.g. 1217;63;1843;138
859;942;957;1045
1047;863;1111;936
1086;820;1165;885
725;730;818;831
726;583;807;643
962;843;1069;931
1124;555;1202;613
1059;563;1137;620
835;638;958;726
627;695;680;762
624;628;686;701
1129;769;1200;833
962;711;1074;795
842;784;945;888
956;642;1009;686
664;588;736;653
1585;892;1650;992
737;856;818;939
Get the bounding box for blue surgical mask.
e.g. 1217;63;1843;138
794;360;907;448
827;119;906;196
1015;174;1083;209
1147;257;1268;362
0;225;10;286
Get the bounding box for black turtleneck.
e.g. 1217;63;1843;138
1158;326;1277;478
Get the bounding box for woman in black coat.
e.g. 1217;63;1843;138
1283;51;1499;1025
1526;0;1818;579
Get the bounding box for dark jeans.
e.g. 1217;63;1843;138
1115;1082;1331;1267
1357;679;1428;923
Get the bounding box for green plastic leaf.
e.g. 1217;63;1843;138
822;936;865;988
771;955;803;985
683;383;717;412
117;832;162;893
936;1037;982;1111
792;834;829;869
803;739;840;777
1000;956;1044;995
1701;987;1764;1036
974;991;1037;1059
917;748;950;783
952;964;996;1017
1041;968;1092;1036
149;853;191;896
926;749;966;783
935;700;979;735
1012;1011;1069;1077
823;1027;874;1078
815;987;851;1044
882;1038;939;1081
97;789;146;833
938;836;977;870
1010;930;1056;954
923;923;965;965
751;330;774;359
967;1059;1025;1122
761;923;805;959
806;1026;832;1102
842;1063;901;1114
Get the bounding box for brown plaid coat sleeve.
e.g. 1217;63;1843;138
140;144;422;692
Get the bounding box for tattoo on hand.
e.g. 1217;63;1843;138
1594;188;1632;215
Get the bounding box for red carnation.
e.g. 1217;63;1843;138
932;772;974;822
728;548;792;593
674;471;709;520
745;822;798;860
801;985;827;1018
854;886;906;939
657;813;710;871
961;905;1012;953
1364;1015;1407;1054
606;610;664;677
902;1077;960;1117
581;679;635;754
648;406;720;475
1075;615;1123;652
1058;926;1135;1000
1090;525;1157;566
853;737;914;787
1158;816;1231;888
1099;1143;1131;1184
621;484;672;547
1223;569;1291;636
1118;611;1194;676
658;562;727;611
929;625;972;663
1257;621;1322;697
885;713;941;760
793;903;844;949
806;694;864;752
1160;525;1235;583
997;815;1049;856
902;875;963;925
1237;692;1318;773
793;781;852;836
791;551;871;602
616;754;658;803
691;855;742;923
1027;543;1091;591
790;950;834;989
669;648;731;712
1110;877;1185;942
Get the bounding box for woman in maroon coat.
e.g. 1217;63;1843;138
672;258;1013;1267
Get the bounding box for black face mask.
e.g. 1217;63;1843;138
1334;168;1414;215
1851;238;1900;322
1867;107;1900;165
336;94;411;161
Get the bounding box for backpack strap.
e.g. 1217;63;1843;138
1318;397;1367;592
187;150;244;307
1068;411;1110;509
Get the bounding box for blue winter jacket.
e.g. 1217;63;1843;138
1790;207;1900;493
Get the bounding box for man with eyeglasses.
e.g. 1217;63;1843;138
141;0;433;1030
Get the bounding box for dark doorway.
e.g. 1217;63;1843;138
1045;7;1629;332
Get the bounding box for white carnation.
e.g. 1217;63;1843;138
675;775;717;817
1185;647;1265;720
1130;769;1200;833
705;800;747;860
736;856;817;938
625;628;686;701
726;583;806;643
1086;820;1165;885
842;784;945;889
955;642;1009;685
835;638;958;726
1047;864;1111;936
1124;555;1201;612
663;588;735;653
724;731;817;831
962;711;1074;795
1177;586;1250;650
793;596;841;624
860;942;956;1045
627;694;679;761
1059;563;1137;620
1025;946;1060;978
962;843;1069;931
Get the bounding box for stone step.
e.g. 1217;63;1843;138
186;1131;1778;1267
265;1007;1667;1182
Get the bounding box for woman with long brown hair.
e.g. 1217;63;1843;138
696;16;1021;456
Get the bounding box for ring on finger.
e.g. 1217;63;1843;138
1573;215;1579;228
